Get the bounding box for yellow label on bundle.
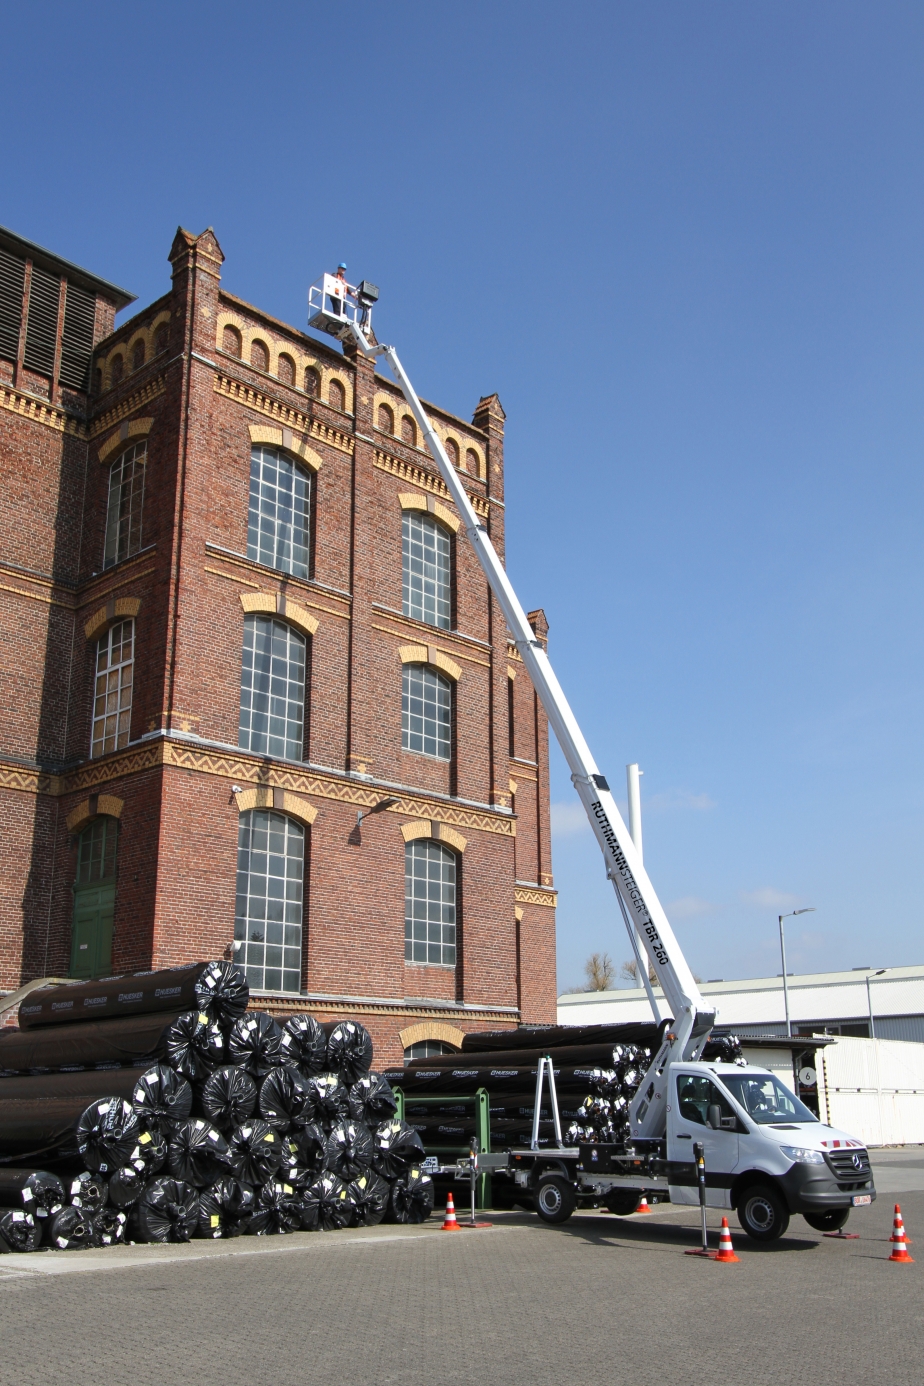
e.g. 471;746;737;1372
211;1214;220;1227
263;1132;275;1142
199;1013;209;1024
139;1132;151;1145
283;1185;292;1194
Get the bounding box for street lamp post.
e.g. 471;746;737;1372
778;908;816;1038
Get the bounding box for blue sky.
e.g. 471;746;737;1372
5;2;922;991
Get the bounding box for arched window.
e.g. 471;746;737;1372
234;809;304;993
131;340;145;371
445;438;459;467
223;324;242;357
402;663;451;760
405;839;456;966
247;445;310;577
154;322;169;356
104;441;147;569
239;615;306;760
250;339;269;372
304;366;320;396
110;355;124;387
71;816;119;979
404;1040;457;1061
92;619;134;757
329;379;345;411
401;415;417;446
465;448;479;477
403;511;451;629
378;402;394;434
277;353;295;386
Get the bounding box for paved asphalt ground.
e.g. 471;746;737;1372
1;1150;922;1386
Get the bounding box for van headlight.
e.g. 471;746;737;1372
779;1145;825;1164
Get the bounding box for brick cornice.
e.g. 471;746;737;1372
88;375;168;438
213;373;353;455
373;449;490;518
514;885;557;908
0;383;87;438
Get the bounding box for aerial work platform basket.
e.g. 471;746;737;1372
308;274;378;341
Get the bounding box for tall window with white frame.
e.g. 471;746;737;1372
238;616;306;760
405;839;457;966
103;441;146;568
91;620;134;757
402;511;451;629
247;445;310;577
234;809;304;993
402;663;451;760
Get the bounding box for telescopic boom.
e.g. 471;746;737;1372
308;278;716;1137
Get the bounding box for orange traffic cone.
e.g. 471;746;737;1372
714;1217;740;1263
889;1205;913;1261
637;1196;652;1214
441;1192;460;1231
890;1204;912;1245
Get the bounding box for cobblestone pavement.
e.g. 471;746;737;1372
1;1180;921;1386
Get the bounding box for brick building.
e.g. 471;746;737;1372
0;224;557;1062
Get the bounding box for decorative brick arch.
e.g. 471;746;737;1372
239;591;319;637
400;820;467;853
247;424;323;473
215;312;353;412
95;312;170;391
66;794;124;835
84;597;141;642
96;417;155;464
233;786;317;826
398;1020;466;1051
398;644;461;682
397;491;460;534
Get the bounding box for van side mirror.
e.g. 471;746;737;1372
706;1103;723;1131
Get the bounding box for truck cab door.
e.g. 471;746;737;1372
668;1071;740;1208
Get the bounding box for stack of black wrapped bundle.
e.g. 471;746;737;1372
389;1022;744;1152
0;965;433;1252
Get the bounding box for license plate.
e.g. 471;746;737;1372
852;1194;872;1206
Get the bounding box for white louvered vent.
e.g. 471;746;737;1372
0;246;25;365
60;281;96;391
23;265;60;378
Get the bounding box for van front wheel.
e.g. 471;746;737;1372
737;1185;790;1242
535;1175;576;1224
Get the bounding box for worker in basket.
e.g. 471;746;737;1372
327;263;351;318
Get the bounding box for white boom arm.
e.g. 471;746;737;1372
339;308;715;1138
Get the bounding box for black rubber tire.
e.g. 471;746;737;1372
804;1207;850;1233
535;1175;576;1224
737;1185;790;1242
604;1189;642;1216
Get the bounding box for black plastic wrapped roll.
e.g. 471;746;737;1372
259;1066;314;1128
282;1121;326;1180
193;961;250;1025
77;1097;140;1174
0;1209;41;1251
387;1166;435;1224
0;1010;185;1076
109;1166;145;1207
304;1073;348;1126
0;1169;65;1220
197;1177;255;1239
47;1204;96;1250
227;1012;283;1077
200;1066;258;1131
325;1021;373;1085
278;1014;327;1075
348;1073;397;1126
132;1064;193;1132
248;1179;303;1236
68;1172;108;1212
125;1128;168;1178
167;1119;231;1188
300;1173;355;1231
323;1120;374;1181
460;1022;665;1052
225;1120;283;1185
348;1171;390;1227
133;1177;199;1243
371;1119;426;1179
16;964;210;1030
93;1207;127;1246
164;1011;225;1081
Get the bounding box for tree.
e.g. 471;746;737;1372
583;952;616;991
620;957;657;985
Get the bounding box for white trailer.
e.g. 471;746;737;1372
307;274;877;1241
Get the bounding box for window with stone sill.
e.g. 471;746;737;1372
402;510;451;630
238;614;306;761
103;441;146;569
247;444;310;578
91;619;134;758
234;809;304;994
402;663;451;761
405;839;456;966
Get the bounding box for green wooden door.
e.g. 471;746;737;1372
70;817;119;979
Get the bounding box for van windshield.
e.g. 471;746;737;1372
720;1073;818;1125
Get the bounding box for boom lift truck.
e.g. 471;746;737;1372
307;274;876;1243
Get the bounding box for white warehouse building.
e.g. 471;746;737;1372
558;964;924;1042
